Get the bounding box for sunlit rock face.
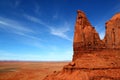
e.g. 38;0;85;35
73;10;120;61
104;13;120;49
43;10;120;80
73;10;103;61
73;10;101;54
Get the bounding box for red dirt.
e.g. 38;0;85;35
0;61;68;80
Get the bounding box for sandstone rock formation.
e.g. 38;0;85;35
73;10;103;60
43;10;120;80
104;13;120;49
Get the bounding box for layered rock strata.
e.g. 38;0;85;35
43;10;120;80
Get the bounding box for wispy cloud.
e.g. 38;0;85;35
0;16;42;48
50;25;71;41
24;14;72;41
0;17;34;33
24;14;47;27
0;17;37;39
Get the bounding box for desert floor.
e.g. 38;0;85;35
0;61;69;80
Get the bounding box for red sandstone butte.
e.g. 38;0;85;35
43;10;120;80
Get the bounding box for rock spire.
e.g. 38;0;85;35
43;10;120;80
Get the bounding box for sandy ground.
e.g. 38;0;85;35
0;61;69;80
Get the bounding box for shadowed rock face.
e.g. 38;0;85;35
43;10;120;80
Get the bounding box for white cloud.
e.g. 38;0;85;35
24;14;72;41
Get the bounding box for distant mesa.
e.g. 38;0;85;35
43;10;120;80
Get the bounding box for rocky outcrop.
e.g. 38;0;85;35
73;10;120;61
73;10;102;52
43;10;120;80
104;13;120;49
73;10;104;60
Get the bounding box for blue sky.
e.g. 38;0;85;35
0;0;120;61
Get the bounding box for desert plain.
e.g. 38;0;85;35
0;61;69;80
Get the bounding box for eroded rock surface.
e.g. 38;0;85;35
104;13;120;49
43;10;120;80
